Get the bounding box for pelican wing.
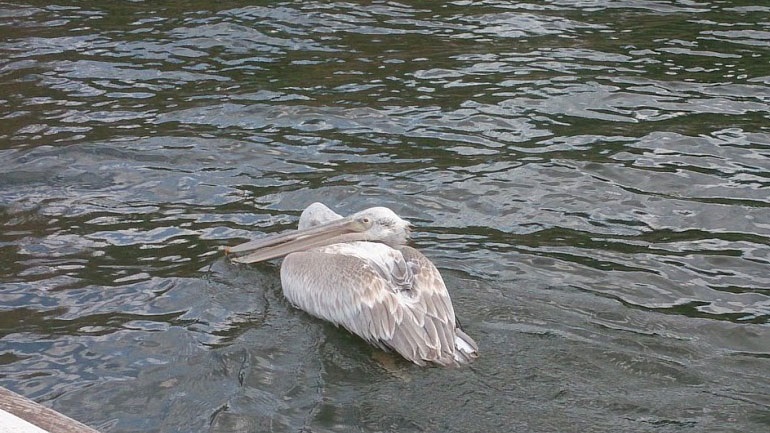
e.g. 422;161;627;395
280;245;468;366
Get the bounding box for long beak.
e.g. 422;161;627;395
225;217;366;264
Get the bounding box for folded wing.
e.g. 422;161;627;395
280;244;477;366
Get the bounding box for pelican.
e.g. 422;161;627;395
225;202;478;366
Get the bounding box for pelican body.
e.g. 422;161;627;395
226;203;478;366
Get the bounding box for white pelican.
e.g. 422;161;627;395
225;202;478;366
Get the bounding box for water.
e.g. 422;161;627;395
1;1;769;432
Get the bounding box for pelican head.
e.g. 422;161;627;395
351;206;411;247
226;204;411;264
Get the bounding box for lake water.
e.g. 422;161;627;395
1;1;769;432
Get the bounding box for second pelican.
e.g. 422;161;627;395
226;202;478;366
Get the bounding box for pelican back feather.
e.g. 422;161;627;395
280;242;477;366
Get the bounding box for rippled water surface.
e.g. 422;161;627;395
1;1;769;432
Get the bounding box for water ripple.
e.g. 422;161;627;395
2;2;770;432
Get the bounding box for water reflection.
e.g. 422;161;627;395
1;1;769;432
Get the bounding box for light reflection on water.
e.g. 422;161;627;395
1;1;769;432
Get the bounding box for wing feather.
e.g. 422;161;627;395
280;244;476;366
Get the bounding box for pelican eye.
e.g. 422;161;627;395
358;216;373;228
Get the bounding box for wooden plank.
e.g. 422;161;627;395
1;408;50;433
0;386;101;433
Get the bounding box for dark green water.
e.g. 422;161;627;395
1;1;769;432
